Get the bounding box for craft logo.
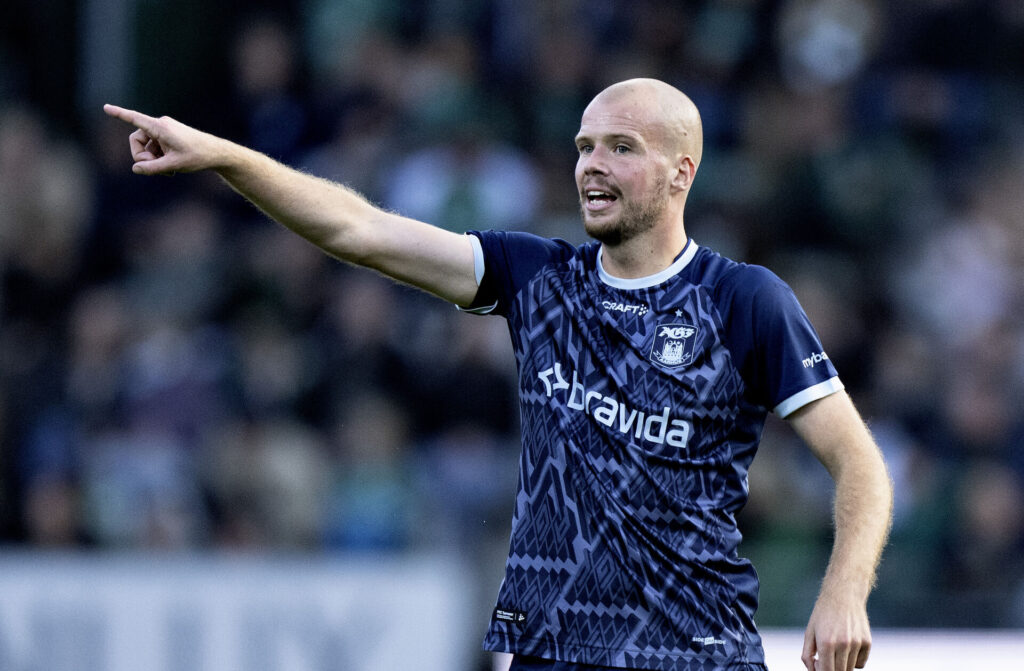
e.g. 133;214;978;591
650;323;699;367
601;300;648;316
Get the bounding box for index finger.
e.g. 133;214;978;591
103;104;158;133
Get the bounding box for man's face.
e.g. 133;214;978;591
574;95;673;246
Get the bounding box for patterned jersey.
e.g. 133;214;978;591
464;232;843;671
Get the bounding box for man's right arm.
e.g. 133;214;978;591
103;105;479;307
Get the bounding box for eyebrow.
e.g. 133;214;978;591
574;131;645;146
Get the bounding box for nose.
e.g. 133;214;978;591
578;147;608;176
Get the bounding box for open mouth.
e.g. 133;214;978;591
584;189;618;209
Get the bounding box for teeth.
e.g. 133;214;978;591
587;190;610;197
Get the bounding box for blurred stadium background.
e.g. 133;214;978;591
1;0;1022;669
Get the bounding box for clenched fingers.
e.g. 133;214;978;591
854;641;871;668
808;637;871;671
128;128;162;161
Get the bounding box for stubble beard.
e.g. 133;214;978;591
581;175;668;247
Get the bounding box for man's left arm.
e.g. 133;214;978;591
785;390;893;671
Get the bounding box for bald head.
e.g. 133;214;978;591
585;78;703;169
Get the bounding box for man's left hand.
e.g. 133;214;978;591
801;588;872;671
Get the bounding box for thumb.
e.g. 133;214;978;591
132;156;178;176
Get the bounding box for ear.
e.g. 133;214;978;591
669;155;697;193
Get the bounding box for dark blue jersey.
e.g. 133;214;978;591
464;232;842;670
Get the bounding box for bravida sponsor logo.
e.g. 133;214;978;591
537;363;691;450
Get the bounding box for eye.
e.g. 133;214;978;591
577;144;593;154
613;144;630;154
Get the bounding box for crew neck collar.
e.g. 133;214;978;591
597;239;698;290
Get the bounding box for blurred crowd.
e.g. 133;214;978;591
1;0;1023;639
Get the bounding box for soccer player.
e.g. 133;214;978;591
104;77;892;671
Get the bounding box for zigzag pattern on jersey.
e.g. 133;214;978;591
489;248;765;668
623;651;766;671
509;423;580;563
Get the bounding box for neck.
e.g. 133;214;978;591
600;228;689;279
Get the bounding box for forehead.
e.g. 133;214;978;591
576;94;663;143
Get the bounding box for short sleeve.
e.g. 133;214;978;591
718;265;843;417
461;230;577;317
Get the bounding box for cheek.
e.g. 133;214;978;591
637;169;663;194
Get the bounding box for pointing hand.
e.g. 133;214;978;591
103;104;223;175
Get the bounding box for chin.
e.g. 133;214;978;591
583;218;625;246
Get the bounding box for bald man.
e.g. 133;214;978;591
106;78;891;671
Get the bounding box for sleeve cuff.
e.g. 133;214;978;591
467;233;485;286
773;377;845;418
456;233;498;314
458;301;499;315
